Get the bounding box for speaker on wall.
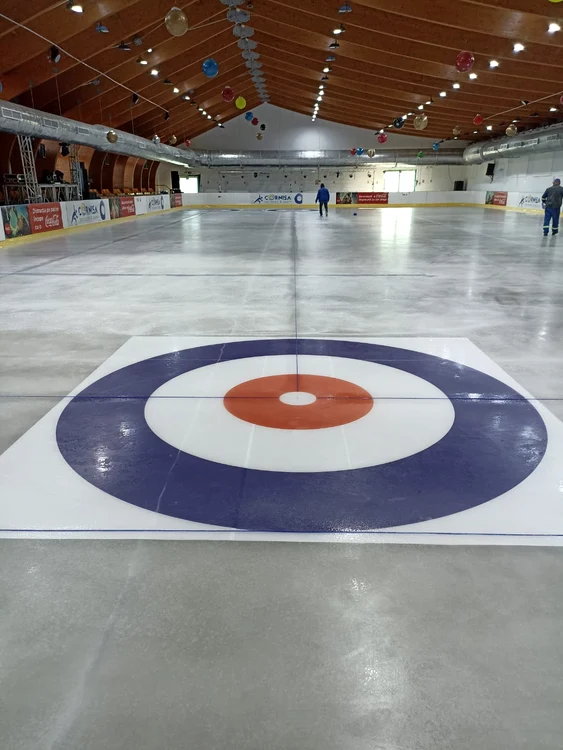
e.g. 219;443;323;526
171;170;180;191
486;163;495;177
453;180;466;191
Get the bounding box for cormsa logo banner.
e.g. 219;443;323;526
254;193;303;204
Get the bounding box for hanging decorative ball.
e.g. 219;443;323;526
452;126;462;136
260;123;266;131
185;138;191;148
152;134;161;144
165;7;188;37
455;50;475;73
367;148;375;157
251;117;259;125
377;132;387;144
106;130;118;144
202;58;219;77
222;86;235;103
506;124;518;136
432;142;440;151
235;96;246;109
356;147;364;155
417;150;424;158
257;132;263;140
350;148;357;155
393;117;405;129
169;135;177;145
473;114;484;125
413;113;428;130
245;111;253;121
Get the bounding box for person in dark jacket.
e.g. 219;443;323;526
315;183;330;217
541;178;563;236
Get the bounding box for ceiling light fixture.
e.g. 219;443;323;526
439;91;446;97
549;22;561;33
173;87;180;94
150;68;159;76
49;46;61;63
207;114;212;119
117;41;131;51
66;1;83;11
132;93;139;105
426;99;433;105
338;3;352;12
473;130;478;133
218;123;225;128
321;75;329;81
469;73;478;80
317;96;322;101
513;42;525;52
333;24;345;34
489;59;499;68
137;56;148;65
452;83;460;89
147;48;153;53
550;107;558;112
328;40;340;49
325;55;336;62
486;125;493;130
520;100;529;105
323;67;331;73
95;22;109;33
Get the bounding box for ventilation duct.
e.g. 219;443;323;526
463;122;563;165
0;101;196;167
194;149;465;167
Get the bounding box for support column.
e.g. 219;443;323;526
17;135;42;203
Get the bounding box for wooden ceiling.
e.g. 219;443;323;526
1;0;563;144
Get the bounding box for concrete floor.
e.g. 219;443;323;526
1;207;563;748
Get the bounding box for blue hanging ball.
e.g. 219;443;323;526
245;112;253;121
356;147;364;156
202;58;219;78
432;142;440;151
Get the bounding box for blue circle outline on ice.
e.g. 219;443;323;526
55;339;548;532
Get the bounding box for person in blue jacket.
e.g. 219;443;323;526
315;183;330;217
542;178;563;236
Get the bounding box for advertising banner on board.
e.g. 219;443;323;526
62;199;110;227
1;204;32;239
135;194;170;214
172;193;183;207
252;193;304;205
485;191;508;206
28;203;63;233
518;193;542;210
336;192;389;205
109;196;136;219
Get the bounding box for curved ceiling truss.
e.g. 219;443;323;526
1;0;563;144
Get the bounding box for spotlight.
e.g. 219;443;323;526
150;69;159;76
182;94;190;101
489;59;499;68
333;24;345;34
548;22;561;33
550;107;558;112
317;96;322;101
49;46;61;63
339;3;352;12
323;67;331;73
117;41;131;51
207;114;212;119
321;75;329;81
218;123;225;128
173;87;180;94
417;104;424;110
147;48;153;53
328;40;340;49
325;55;336;62
66;0;83;11
452;83;460;89
469;73;478;79
486;125;493;130
439;91;446;97
513;42;525;52
202;110;207;115
137;56;148;65
426;99;433;105
198;107;203;112
95;22;109;33
132;93;139;105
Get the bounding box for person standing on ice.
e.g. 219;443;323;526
315;183;330;217
541;178;563;236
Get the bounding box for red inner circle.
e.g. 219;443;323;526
223;374;373;430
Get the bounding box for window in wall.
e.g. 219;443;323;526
384;170;416;193
179;176;200;193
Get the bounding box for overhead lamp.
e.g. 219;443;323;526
469;73;478;79
333;24;345;34
548;22;561;33
207;114;212;119
452;83;460;89
117;41;131;51
137;56;148;65
489;59;499;68
417;104;424;110
325;55;336;62
319;90;324;96
202;110;207;115
550;107;558;112
317;96;322;101
198;107;203;112
218;122;225;128
182;94;190;100
163;78;172;85
473;130;478;133
513;42;525;52
402;114;408;119
512;119;519;123
328;40;340;49
147;48;153;53
321;75;329;81
486;125;493;130
408;111;413;116
150;68;159;76
426;99;433;104
339;3;352;12
132;93;139;104
323;67;331;73
95;22;109;33
439;91;446;97
520;99;529;105
66;1;83;11
173;87;180;94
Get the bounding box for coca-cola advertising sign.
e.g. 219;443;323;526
28;203;63;233
336;192;389;205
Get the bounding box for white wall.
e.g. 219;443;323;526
467;151;563;194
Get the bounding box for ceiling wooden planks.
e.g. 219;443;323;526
0;0;562;144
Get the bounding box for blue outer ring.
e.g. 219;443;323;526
56;339;548;531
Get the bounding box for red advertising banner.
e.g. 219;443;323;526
358;192;389;204
485;191;508;206
173;193;183;207
28;203;63;233
336;192;389;205
119;196;136;216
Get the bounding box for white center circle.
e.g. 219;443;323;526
279;391;317;406
145;354;455;473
